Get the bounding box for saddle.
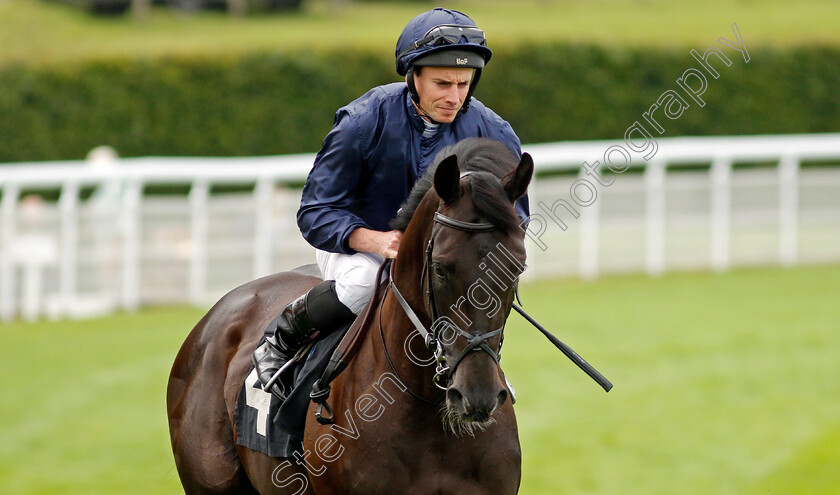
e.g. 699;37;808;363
234;260;390;457
275;260;390;404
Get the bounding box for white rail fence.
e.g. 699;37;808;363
1;134;839;321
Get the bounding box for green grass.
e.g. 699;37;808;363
504;265;840;494
0;307;203;495
1;265;839;494
1;0;837;65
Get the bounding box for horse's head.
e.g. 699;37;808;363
393;138;533;435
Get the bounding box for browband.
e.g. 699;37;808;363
433;212;495;232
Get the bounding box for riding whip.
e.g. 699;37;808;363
512;303;613;392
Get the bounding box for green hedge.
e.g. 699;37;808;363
1;44;838;162
486;44;840;142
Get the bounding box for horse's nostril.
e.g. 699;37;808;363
496;388;508;408
447;388;464;409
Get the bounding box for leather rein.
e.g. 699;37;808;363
310;178;612;424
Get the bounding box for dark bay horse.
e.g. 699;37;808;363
167;137;534;494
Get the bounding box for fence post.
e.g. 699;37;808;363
645;160;666;276
122;180;142;311
778;155;799;267
189;179;209;305
253;176;274;279
710;157;732;272
1;182;20;321
59;180;80;317
578;168;600;280
520;174;537;283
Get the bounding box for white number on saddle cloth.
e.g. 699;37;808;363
245;368;273;436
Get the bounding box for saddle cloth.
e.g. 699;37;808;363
234;316;350;458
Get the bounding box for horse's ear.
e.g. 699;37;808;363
434;154;461;204
505;152;534;201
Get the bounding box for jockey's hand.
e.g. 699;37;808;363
348;228;403;259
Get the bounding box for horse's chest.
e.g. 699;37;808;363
308;429;520;495
304;374;520;494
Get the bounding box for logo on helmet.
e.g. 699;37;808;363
456;57;469;65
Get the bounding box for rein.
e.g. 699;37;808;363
377;282;441;406
388;206;614;397
309;175;612;425
310;207;507;422
385;207;505;397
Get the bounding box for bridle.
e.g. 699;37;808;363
312;168;610;424
384;180;509;397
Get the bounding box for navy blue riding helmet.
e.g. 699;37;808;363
395;8;493;115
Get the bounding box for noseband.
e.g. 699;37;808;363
387;205;506;394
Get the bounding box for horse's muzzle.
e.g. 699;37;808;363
446;380;508;423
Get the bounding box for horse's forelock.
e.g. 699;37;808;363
465;172;521;234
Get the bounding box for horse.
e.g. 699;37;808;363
167;137;534;494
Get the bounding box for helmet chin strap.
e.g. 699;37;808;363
406;66;422;105
461;67;481;113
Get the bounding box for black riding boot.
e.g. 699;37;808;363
252;280;355;400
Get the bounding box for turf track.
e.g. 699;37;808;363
1;265;838;494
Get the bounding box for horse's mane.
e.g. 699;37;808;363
389;138;521;233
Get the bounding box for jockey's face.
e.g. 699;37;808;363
409;66;473;124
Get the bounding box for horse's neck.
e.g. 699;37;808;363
379;261;443;400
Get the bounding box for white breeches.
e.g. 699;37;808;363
315;249;385;315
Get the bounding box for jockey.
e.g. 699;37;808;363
253;7;530;399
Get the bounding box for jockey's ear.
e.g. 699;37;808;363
434;154;461;204
505;152;534;202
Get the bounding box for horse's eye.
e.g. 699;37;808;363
433;263;446;279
